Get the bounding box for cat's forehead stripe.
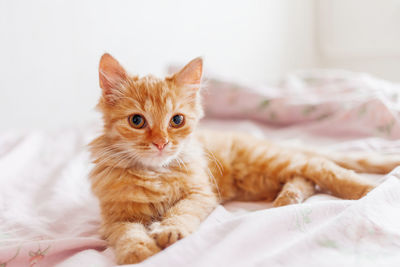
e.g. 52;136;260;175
165;98;173;111
144;99;153;113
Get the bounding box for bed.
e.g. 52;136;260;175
1;70;399;267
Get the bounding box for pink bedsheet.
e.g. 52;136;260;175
1;70;399;267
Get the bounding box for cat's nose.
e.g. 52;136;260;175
153;140;169;151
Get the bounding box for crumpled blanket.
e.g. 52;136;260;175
0;70;399;267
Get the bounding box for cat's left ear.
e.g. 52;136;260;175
171;57;203;90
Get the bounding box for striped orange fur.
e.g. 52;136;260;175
90;54;399;264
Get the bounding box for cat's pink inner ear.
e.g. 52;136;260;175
174;57;203;87
99;53;127;100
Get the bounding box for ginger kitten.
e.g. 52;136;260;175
89;54;399;264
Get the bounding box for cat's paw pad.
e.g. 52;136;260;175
149;222;188;248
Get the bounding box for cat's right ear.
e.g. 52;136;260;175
99;53;128;104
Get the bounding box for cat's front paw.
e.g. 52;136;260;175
115;233;161;264
149;222;189;248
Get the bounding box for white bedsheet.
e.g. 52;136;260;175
1;70;400;267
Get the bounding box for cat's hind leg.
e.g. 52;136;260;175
273;176;315;207
298;157;376;200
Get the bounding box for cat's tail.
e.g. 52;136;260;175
322;152;400;174
288;145;400;174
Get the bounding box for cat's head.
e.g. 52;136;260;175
96;53;204;168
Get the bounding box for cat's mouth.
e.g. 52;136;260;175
154;151;165;158
126;142;182;168
132;146;177;168
153;150;175;162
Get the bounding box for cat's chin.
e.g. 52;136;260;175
136;154;176;169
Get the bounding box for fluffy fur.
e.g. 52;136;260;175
89;54;399;264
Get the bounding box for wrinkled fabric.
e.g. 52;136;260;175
0;71;399;267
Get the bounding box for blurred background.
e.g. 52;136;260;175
0;0;399;130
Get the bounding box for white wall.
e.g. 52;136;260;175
4;1;400;130
317;0;400;81
0;0;317;130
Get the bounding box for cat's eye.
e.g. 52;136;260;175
128;114;146;129
170;114;185;128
